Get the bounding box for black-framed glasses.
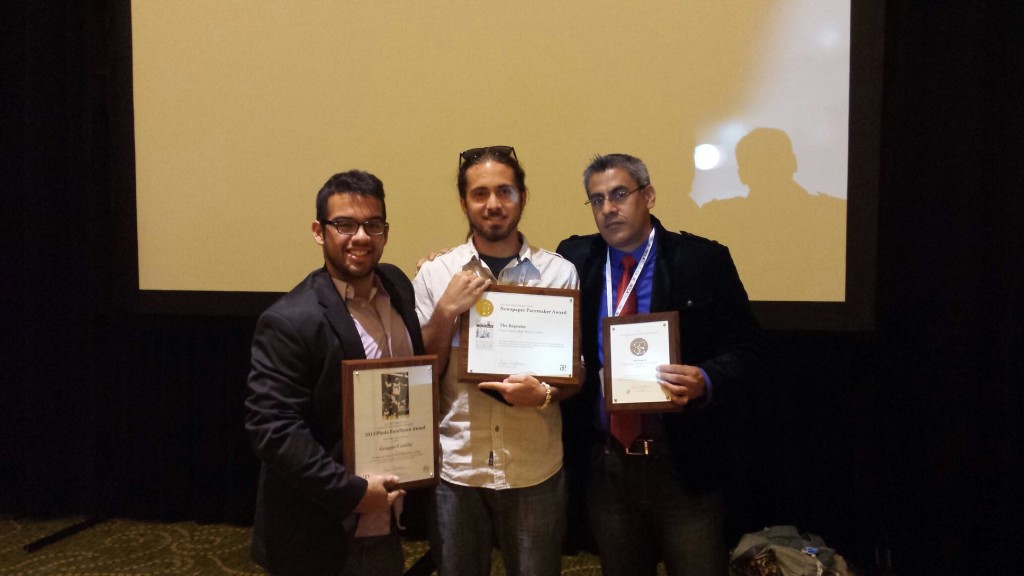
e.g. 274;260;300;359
320;218;389;236
459;146;517;168
585;184;647;208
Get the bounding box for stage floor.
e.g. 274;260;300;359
1;516;608;575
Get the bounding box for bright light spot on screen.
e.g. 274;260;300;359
693;144;721;171
718;122;750;144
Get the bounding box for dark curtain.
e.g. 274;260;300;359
4;1;1021;574
869;2;1023;573
3;0;259;524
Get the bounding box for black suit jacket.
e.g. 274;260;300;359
556;217;764;493
245;266;425;576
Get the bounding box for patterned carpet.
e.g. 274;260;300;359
0;516;606;575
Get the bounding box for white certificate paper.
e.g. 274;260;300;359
460;285;580;385
608;320;672;403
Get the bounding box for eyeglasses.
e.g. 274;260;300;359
585;184;647;208
320;218;389;236
459;146;517;168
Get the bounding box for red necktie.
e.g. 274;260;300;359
610;255;641;448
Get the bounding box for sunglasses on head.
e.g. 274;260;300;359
458;146;517;168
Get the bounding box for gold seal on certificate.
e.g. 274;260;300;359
341;355;440;489
630;337;649;356
602;311;681;413
458;285;581;387
475;298;494;317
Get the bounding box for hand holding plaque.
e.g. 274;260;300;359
651;363;708;407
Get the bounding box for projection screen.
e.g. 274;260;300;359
129;0;880;328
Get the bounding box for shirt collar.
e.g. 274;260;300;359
462;232;537;280
464;231;533;260
330;273;384;302
608;234;656;269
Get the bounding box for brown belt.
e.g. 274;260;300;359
624;438;657;456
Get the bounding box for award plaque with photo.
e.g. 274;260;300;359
341;355;439;489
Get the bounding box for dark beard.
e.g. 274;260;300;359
470;212;521;243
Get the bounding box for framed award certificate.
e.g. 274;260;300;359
602;311;682;413
458;285;581;386
341;355;439;489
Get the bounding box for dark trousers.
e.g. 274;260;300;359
587;440;727;576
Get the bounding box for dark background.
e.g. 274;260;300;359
4;2;1021;574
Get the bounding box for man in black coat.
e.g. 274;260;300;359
246;170;424;575
556;154;765;576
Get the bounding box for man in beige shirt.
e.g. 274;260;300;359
413;146;579;576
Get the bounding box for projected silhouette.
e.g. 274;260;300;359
699;128;846;301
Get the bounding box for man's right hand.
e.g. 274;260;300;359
354;474;404;513
436;270;491;319
422;270;492;374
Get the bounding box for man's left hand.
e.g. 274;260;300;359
656;364;706;406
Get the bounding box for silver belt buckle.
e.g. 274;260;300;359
625;438;653;456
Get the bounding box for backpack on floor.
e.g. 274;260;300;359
729;525;850;576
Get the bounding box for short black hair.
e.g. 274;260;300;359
315;170;386;221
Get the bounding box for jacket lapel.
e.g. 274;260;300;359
377;265;426;356
313;269;366;361
650;218;674;312
581;235;607;321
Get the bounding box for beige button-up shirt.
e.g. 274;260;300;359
412;235;579;489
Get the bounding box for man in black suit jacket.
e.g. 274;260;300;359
556;154;764;576
246;170;425;576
